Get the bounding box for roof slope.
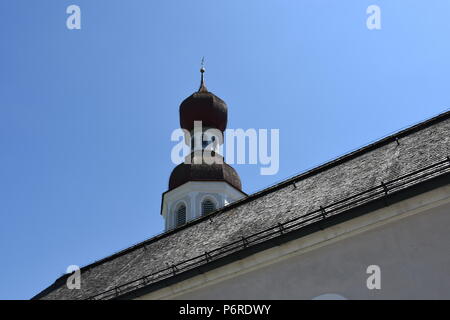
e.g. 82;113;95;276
35;111;450;300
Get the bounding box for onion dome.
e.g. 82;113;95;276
179;67;228;132
169;66;242;192
169;160;242;191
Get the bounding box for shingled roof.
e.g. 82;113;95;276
33;110;450;300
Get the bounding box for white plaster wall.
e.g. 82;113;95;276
141;184;450;300
162;181;246;230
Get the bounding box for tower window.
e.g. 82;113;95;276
202;199;216;216
176;204;186;227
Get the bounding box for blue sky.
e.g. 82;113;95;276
0;0;449;299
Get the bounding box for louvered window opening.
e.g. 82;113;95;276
176;205;186;227
202;199;216;216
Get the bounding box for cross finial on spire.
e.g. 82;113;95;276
199;57;208;92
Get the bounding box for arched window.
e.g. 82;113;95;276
176;204;186;227
202;199;216;216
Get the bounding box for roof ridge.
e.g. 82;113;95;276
34;108;450;298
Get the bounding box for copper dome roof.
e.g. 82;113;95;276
169;68;241;192
179;70;228;133
169;161;242;191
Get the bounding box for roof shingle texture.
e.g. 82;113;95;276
36;112;450;299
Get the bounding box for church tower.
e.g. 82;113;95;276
161;67;246;231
